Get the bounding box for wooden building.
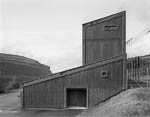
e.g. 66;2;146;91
83;11;126;65
22;54;126;109
22;11;127;109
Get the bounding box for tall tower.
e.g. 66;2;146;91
82;11;126;65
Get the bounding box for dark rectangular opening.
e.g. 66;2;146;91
101;70;109;78
66;88;87;108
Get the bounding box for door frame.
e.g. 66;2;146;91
64;87;88;109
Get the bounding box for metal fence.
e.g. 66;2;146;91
127;56;150;88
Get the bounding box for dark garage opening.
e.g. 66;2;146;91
66;88;87;108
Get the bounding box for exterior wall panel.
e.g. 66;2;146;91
23;78;65;109
83;11;126;65
88;60;124;106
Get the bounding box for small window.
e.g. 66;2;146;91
101;70;109;78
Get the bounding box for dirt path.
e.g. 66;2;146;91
0;92;83;117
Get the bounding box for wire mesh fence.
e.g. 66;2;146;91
127;56;150;88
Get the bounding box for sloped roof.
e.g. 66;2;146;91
23;54;126;87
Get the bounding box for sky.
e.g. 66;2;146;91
0;0;150;73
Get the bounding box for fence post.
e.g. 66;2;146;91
147;67;149;88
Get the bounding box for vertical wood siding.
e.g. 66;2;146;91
83;11;126;65
23;55;126;109
23;78;64;109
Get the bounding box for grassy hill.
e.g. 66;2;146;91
77;88;150;117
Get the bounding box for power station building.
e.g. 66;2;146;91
22;11;127;109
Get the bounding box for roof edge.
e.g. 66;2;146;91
83;11;126;27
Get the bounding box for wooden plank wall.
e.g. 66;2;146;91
23;55;126;109
83;11;126;65
88;60;124;106
23;78;64;109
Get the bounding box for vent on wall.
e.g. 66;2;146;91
101;70;109;78
103;24;118;31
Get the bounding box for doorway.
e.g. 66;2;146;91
66;88;87;108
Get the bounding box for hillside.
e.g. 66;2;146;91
0;53;51;77
0;88;150;117
0;53;51;92
77;88;150;117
